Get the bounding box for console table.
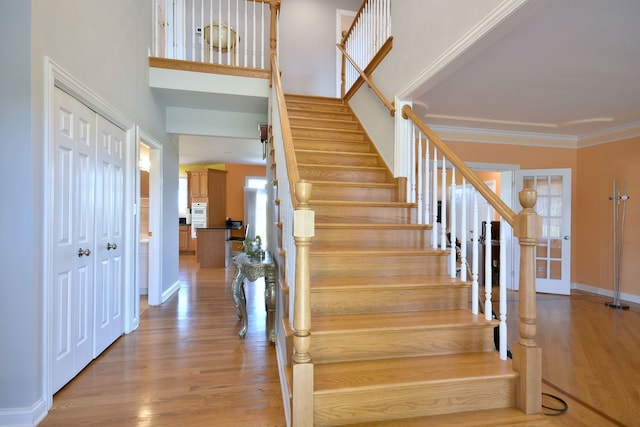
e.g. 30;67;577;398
231;252;276;343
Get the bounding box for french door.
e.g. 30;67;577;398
515;169;572;295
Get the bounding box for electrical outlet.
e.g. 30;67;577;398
195;26;202;34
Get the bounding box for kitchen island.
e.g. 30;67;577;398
195;226;228;268
195;221;243;268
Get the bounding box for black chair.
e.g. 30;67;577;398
226;223;248;266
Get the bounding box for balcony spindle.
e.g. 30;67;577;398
440;155;447;251
484;208;492;321
450;167;456;278
499;217;508;360
461;178;467;281
472;191;479;315
431;147;438;248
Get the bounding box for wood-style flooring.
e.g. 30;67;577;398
40;255;640;426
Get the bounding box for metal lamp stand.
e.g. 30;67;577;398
606;180;630;310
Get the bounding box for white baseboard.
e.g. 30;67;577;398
0;397;47;427
161;280;181;303
572;282;640;305
275;334;291;427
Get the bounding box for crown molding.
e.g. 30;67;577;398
429;124;578;148
396;0;532;99
577;121;640;148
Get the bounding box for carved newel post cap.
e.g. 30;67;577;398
515;187;542;239
519;187;538;210
295;180;312;206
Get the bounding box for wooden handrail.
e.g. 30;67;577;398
270;52;301;208
401;104;516;226
337;44;395;116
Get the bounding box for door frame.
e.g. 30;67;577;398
137;128;164;308
43;58;135;408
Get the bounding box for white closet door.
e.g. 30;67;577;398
94;116;126;356
52;88;96;392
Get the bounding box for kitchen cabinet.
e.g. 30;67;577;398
188;168;227;227
179;225;195;254
189;170;209;198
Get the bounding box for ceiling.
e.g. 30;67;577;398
178;133;266;165
411;0;640;146
151;87;269;166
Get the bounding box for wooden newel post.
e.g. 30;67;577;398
269;0;280;83
512;187;542;414
292;180;314;426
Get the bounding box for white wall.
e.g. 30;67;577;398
0;0;177;421
349;0;507;172
278;0;362;96
0;0;40;413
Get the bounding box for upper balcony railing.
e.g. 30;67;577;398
339;0;392;98
152;0;274;70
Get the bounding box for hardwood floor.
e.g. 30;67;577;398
40;255;286;427
512;290;640;427
40;256;639;426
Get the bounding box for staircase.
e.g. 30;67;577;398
280;94;548;426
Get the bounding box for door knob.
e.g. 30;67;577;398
78;248;91;257
563;235;570;240
107;242;117;250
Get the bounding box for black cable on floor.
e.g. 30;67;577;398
542;392;569;416
492;312;569;417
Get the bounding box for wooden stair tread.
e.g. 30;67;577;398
312;310;496;333
310;248;447;256
285;93;344;104
314;352;513;392
290;117;359;126
292;125;363;133
296;149;377;157
311;275;468;288
315;222;430;229
309;181;396;189
343;408;551;426
293;136;369;143
300;163;385;171
310;200;415;207
288;107;354;118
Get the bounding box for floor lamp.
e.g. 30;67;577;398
606;179;630;310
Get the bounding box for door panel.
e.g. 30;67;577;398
52;88;95;392
94;116;125;356
516;169;571;295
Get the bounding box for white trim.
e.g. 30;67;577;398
276;337;292;427
573;282;640;306
466;161;520;172
138;128;165;308
43;57;135;410
0;398;47;427
161;280;182;304
429;124;578;148
577;121;640;148
396;0;531;99
425;122;640;149
394;97;412;178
